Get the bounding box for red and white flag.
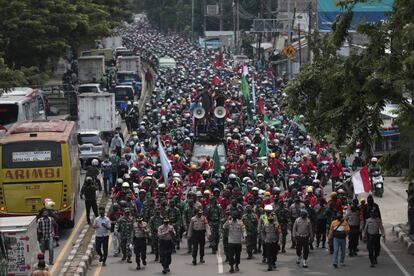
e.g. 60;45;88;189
352;165;371;194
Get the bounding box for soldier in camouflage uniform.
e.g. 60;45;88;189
149;207;164;261
167;199;182;251
242;205;258;259
184;198;198;253
117;208;134;263
206;196;222;254
275;201;290;253
143;198;155;253
221;209;231;262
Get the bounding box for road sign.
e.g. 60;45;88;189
282;44;296;58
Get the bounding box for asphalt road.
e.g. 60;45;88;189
87;177;414;276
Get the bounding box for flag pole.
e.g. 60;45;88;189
252;76;256;113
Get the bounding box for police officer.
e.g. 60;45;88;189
258;205;273;263
117;208;134;263
242;205;258;259
184;197;197;254
133;215;149;270
206;196;221;254
292;209;313;268
261;213;280;271
187;209;211;265
363;210;385;267
223;211;246;273
158;217;176;274
80;176;99;225
275;200;289;253
346;199;361;257
149;207;164;261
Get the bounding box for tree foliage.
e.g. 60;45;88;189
286;0;414;166
0;0;133;90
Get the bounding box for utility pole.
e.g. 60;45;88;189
236;0;240;54
202;0;207;36
298;23;302;68
233;0;237;54
219;0;223;31
308;2;312;63
192;0;195;35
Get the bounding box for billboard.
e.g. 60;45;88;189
317;0;393;31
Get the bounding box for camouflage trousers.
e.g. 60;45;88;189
209;222;220;252
245;233;257;257
120;237;132;259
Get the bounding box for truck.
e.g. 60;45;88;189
117;56;140;73
0;216;40;276
102;36;123;49
77;56;105;84
81;49;114;66
77;93;121;132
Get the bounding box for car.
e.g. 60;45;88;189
77;130;108;168
191;141;227;166
78;83;106;94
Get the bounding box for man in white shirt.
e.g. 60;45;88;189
93;206;111;266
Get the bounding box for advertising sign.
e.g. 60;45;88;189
317;0;393;31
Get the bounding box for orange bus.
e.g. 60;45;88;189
0;120;80;227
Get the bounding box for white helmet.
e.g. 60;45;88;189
91;159;99;166
130;167;138;172
371;157;378;162
264;205;273;211
173;173;181;179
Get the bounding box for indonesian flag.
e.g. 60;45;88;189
257;96;264;114
352;166;371;194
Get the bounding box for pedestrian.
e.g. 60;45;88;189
223;211;246;273
346;199;361;256
261;213;280;271
187;209;211;265
158;217;176;274
133;215;150;270
258;204;273;263
206;196;221;254
31;260;51;276
314;198;328;248
100;155;112;196
292;209;312;268
363;210;385;267
328;212;350;268
275;200;289;253
80;176;99;225
242;205;258;259
289;197;305;249
117;208;134;263
37;210;55;266
184;197;197;254
149;207;164;261
93;206;111;266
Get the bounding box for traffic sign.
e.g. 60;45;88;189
282;45;296;58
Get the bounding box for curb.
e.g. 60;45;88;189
392;224;414;255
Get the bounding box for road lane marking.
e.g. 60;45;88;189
50;211;86;275
217;245;223;274
93;235;113;276
381;240;410;276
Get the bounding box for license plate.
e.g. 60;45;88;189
25;198;42;205
81;147;91;151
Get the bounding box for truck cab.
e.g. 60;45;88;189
111;85;136;111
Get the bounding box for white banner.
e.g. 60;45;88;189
12;151;51;162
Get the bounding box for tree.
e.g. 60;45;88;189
285;0;414;178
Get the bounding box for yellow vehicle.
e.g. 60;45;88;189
0;120;80;227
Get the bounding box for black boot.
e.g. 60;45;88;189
229;265;234;273
200;257;205;263
192;257;197;265
235;265;239;272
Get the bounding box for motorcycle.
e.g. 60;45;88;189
371;171;384;197
318;160;330;187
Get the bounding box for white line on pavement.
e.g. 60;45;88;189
217;245;223;274
381;240;410;276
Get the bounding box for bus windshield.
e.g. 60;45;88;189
0;104;18;126
2;141;62;169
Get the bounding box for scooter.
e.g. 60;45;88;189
371;171;384;197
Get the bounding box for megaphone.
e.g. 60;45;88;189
214;106;226;119
193;107;205;119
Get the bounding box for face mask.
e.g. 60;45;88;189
268;219;274;223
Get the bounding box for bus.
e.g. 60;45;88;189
0;120;80;228
0;87;47;131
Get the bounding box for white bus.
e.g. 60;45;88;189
0;87;47;130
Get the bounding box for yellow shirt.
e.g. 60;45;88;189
328;219;350;240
